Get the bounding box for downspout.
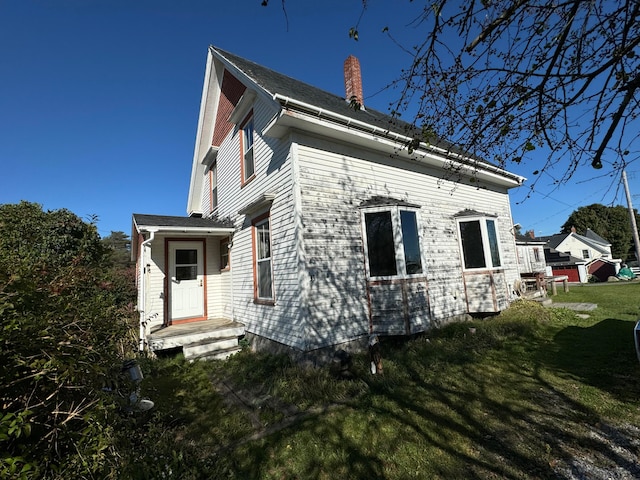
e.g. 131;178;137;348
139;230;156;351
229;234;235;323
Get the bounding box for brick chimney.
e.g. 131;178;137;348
344;55;363;109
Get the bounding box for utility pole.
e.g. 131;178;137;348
622;169;640;263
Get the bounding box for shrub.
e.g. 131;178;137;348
0;202;137;478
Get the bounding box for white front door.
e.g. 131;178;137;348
169;241;205;321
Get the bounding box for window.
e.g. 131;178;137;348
362;208;423;278
241;115;255;183
253;216;273;301
582;249;590;259
220;237;230;271
175;249;198;281
533;247;541;262
210;162;218;211
458;217;502;270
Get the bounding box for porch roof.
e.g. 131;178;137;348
132;213;234;234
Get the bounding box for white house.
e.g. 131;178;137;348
132;46;526;361
540;228;620;282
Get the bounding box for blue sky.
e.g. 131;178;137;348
1;0;637;238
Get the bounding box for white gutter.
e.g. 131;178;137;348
138;226;234;235
272;93;525;187
138;229;156;352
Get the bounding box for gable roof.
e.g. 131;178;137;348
584;228;611;245
538;230;611;256
214;47;525;186
214;47;462;153
538;233;566;250
572;233;610;254
187;47;526;215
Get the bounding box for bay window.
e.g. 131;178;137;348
458;217;502;270
362;207;424;279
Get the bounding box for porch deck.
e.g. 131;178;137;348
148;318;245;361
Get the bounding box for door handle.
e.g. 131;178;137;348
199;279;203;287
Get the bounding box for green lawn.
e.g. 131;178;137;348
125;283;640;479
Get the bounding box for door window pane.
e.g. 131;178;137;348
176;266;197;281
176;249;197;265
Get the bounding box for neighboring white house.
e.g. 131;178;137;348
132;46;526;360
539;228;621;282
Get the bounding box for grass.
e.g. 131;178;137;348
123;283;640;479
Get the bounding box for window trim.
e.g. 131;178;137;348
361;206;425;281
456;216;503;271
220;237;230;271
240;112;255;186
251;212;275;304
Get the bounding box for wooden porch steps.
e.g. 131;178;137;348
148;319;245;361
183;336;242;361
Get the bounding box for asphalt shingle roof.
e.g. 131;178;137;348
214;47;467;157
133;213;233;229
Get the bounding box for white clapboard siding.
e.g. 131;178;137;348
295;133;520;344
204;237;232;319
207;98;306;350
145;237;166;331
196;93;520;351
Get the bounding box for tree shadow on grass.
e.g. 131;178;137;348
549;318;640;403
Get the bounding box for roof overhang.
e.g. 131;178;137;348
132;214;234;241
135;225;234;235
264;94;525;190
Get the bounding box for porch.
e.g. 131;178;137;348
148;318;245;361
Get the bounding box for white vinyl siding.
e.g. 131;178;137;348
295;134;519;336
211;98;305;350
362;207;424;279
195;95;519;350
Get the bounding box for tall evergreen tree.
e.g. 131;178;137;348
102;230;133;269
